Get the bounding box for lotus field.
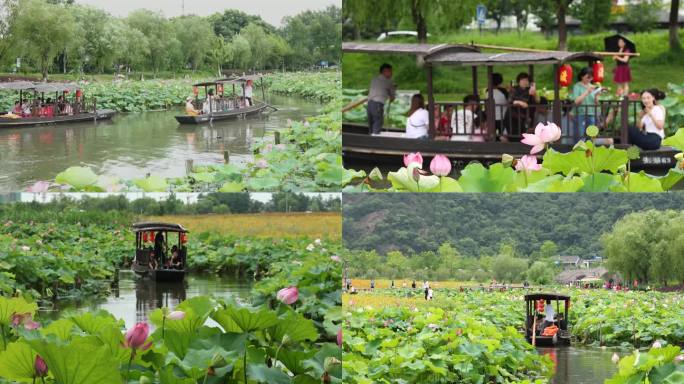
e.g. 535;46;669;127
25;72;343;193
343;125;684;192
0;249;342;384
342;288;684;383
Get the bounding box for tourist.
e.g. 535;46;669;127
367;63;396;135
571;67;602;139
154;231;165;263
491;73;509;140
613;38;632;97
168;246;182;269
451;95;481;141
21;99;30;116
427;287;433;300
435;104;454;140
544;300;555;326
411;280;416;289
147;249;157;270
244;80;253;106
628;89;666;150
505;72;537;140
423;280;429;300
185;97;199;116
202;89;215;114
11;101;21;115
370;278;375;290
405;94;429;139
391;279;395;288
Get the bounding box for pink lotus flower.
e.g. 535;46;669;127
11;313;40;330
675;355;684;363
34;355;48;377
652;341;662;349
403;152;423;168
330;255;341;262
521;122;562;154
27;181;51;193
256;159;268;168
276;286;298;305
167;311;185;320
514;155;542;172
337;328;342;347
125;322;152;350
429;155;451;176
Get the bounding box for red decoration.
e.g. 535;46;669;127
592;61;604;83
181;233;188;244
217;84;224;95
142;232;149;242
536;299;545;313
75;89;82;98
192;86;199;96
558;64;573;87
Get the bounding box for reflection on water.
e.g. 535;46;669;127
0;94;319;191
539;347;618;384
40;271;252;328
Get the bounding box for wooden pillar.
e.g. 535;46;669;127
426;64;436;137
486;66;496;141
471;66;479;99
552;64;561;128
528;65;534;83
620;96;629;144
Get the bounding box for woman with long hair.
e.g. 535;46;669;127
612;38;632;97
405;93;429;139
628;88;666;150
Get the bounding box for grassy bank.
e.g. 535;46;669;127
144;212;341;239
343;30;684;97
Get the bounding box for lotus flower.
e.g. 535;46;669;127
27;181;51;193
675;355;684;363
337;328;342;347
514;155;542;172
306;244;315;251
403;152;423;168
255;159;268;169
429;155;451;176
125;322;152;350
612;353;620;364
11;313;40;330
521;122;562;154
21;245;30;252
276;286;298;305
34;355;48;377
167;311;185;321
314;239;322;246
330;255;341;262
652;341;662;349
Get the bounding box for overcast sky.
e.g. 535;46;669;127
74;0;339;26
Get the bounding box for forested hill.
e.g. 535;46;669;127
342;194;684;257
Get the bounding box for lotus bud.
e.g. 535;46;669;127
652;341;662;349
403;152;423;168
276;286;298;305
34;355;48;377
501;154;514;168
167;311;186;321
429;155;451;176
368;167;383;181
125;322;151;350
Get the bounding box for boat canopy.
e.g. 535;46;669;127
524;293;571;301
342;42;479;56
193;74;265;87
0;81;80;92
132;222;189;233
425;50;602;66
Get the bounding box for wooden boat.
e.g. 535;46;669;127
175;101;268;124
342;42;678;174
343;122;679;174
175;74;274;124
0;81;115;128
131;222;189;283
525;293;572;347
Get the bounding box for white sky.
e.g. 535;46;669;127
74;0;340;26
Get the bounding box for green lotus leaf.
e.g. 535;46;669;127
134;175;169;192
55;166;99;190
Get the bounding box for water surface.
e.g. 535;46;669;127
539;347;618;384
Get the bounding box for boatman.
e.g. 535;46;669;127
367;63;396;135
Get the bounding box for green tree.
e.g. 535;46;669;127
228;34;251;70
570;0;612;33
11;0;76;80
485;0;513;33
208;9;275;39
529;0;573;49
172;15;214;71
624;0;662;33
207;35;232;77
526;261;555;284
126;9;176;74
386;250;409;279
670;0;681;50
491;255;528;283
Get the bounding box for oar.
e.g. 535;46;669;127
342;97;368;113
532;312;537;347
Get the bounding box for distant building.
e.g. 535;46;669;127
556;267;610;285
555;256;581;269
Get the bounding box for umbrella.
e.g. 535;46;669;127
604;34;637;54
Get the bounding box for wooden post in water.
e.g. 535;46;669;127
185;160;193;175
274;131;281;145
223;150;230;164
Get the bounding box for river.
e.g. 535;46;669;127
0;94;320;191
539;347;618;383
39;271;252;329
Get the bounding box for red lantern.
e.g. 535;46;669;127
181;233;188;244
592;61;604;83
558;64;572;87
75;89;82;98
192;86;199;96
536;299;545;313
142;232;149;242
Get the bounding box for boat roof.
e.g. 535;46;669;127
0;81;80;92
425;51;602;66
193;74;263;87
342;42;479;56
524;293;570;301
132;222;188;233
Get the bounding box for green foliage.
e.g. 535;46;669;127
570;0;613;33
526;261;555;284
606;345;684;384
624;0;663;33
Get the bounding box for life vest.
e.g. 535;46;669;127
542;325;559;336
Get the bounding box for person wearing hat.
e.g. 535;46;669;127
185;96;199;116
571;67;602;139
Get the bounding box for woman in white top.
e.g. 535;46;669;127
404;94;429;139
628;88;666;150
244;80;253;106
451;95;484;142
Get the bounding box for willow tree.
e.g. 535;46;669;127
344;0;477;43
670;0;681;50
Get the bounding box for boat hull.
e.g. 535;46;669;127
132;265;185;283
175;102;268;124
342;122;678;174
526;334;571;347
0;109;116;128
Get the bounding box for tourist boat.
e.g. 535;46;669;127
0;81;115;128
132;222;189;283
524;293;571;347
342;42;677;173
175;75;273;124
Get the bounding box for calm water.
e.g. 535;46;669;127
539;347;618;384
40;271;252;329
0;94;320;191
